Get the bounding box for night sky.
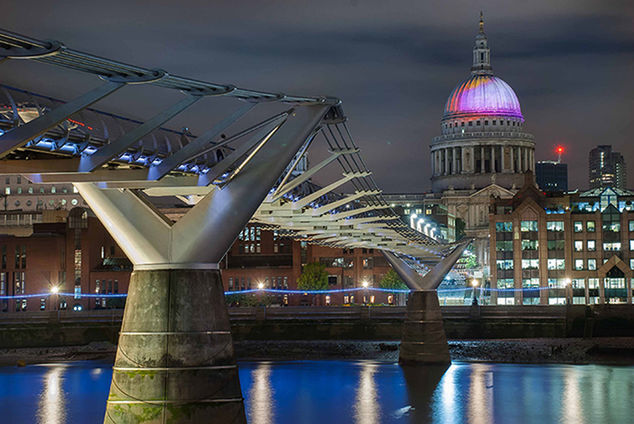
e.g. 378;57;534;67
1;0;633;192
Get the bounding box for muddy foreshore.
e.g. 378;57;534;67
1;338;633;367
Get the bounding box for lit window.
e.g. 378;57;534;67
574;241;583;252
603;242;621;251
496;260;513;270
586;221;595;232
546;221;564;232
587;240;596;251
630;259;634;270
521;240;538;250
630;240;634;251
71;199;78;206
496;222;513;232
573;221;583;232
629;220;634;231
520;221;538;232
575;259;584;270
588;259;597;270
521;259;539;269
4;187;9;195
547;259;565;270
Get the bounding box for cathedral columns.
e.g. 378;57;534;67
453;147;459;174
444;148;449;175
509;146;514;172
480;146;485;173
490;145;495;173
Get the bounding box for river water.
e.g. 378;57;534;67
0;360;632;423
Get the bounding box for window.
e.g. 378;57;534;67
74;286;81;299
603;242;621;251
573;221;583;232
496;241;513;251
362;258;374;269
586;221;595;232
547;240;565;251
521;240;538;250
630;220;634;231
630;240;634;251
575;259;584;270
521;221;538;232
587;240;596;251
51;186;56;194
574;241;583;252
547;259;565;270
522;278;539;288
546;221;564;232
588;259;597;270
603;221;620;232
631;259;634;270
521;259;539;269
495;222;513;232
496;260;513;270
4;187;9;195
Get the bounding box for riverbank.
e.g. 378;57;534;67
1;337;633;366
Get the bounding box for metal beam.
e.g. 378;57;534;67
197;120;285;186
171;104;331;263
0;81;124;158
271;148;359;202
78;95;201;172
312;190;380;215
149;102;255;180
291;172;370;210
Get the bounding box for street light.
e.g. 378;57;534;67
361;280;369;304
257;282;264;290
50;285;60;311
471;278;479;306
564;278;572;305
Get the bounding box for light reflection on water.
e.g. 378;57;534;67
36;365;67;424
0;360;632;423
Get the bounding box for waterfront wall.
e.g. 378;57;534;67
0;305;633;348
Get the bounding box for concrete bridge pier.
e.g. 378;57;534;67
105;268;244;423
399;290;451;364
382;240;470;365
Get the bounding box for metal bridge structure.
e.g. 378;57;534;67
0;28;469;423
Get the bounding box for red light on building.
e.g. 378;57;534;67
556;146;564;154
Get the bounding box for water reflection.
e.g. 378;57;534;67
355;362;380;424
249;363;274;424
0;360;632;424
467;364;493;424
402;364;449;423
36;365;67;424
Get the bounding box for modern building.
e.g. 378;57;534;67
380;193;456;241
536;161;568;192
426;14;535;277
490;174;634;305
589;145;627;189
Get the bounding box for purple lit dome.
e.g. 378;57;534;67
443;75;523;121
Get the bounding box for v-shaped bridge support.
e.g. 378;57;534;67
381;240;472;365
79;104;330;424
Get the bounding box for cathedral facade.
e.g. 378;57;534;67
426;14;536;280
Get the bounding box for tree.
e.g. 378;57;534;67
380;269;408;305
379;269;407;291
298;262;329;305
298;262;329;290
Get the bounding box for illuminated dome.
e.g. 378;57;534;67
443;75;523;121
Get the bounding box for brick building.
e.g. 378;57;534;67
1;211;395;310
490;175;634;305
0;208;131;312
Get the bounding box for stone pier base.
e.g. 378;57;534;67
399;290;451;364
104;269;246;424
